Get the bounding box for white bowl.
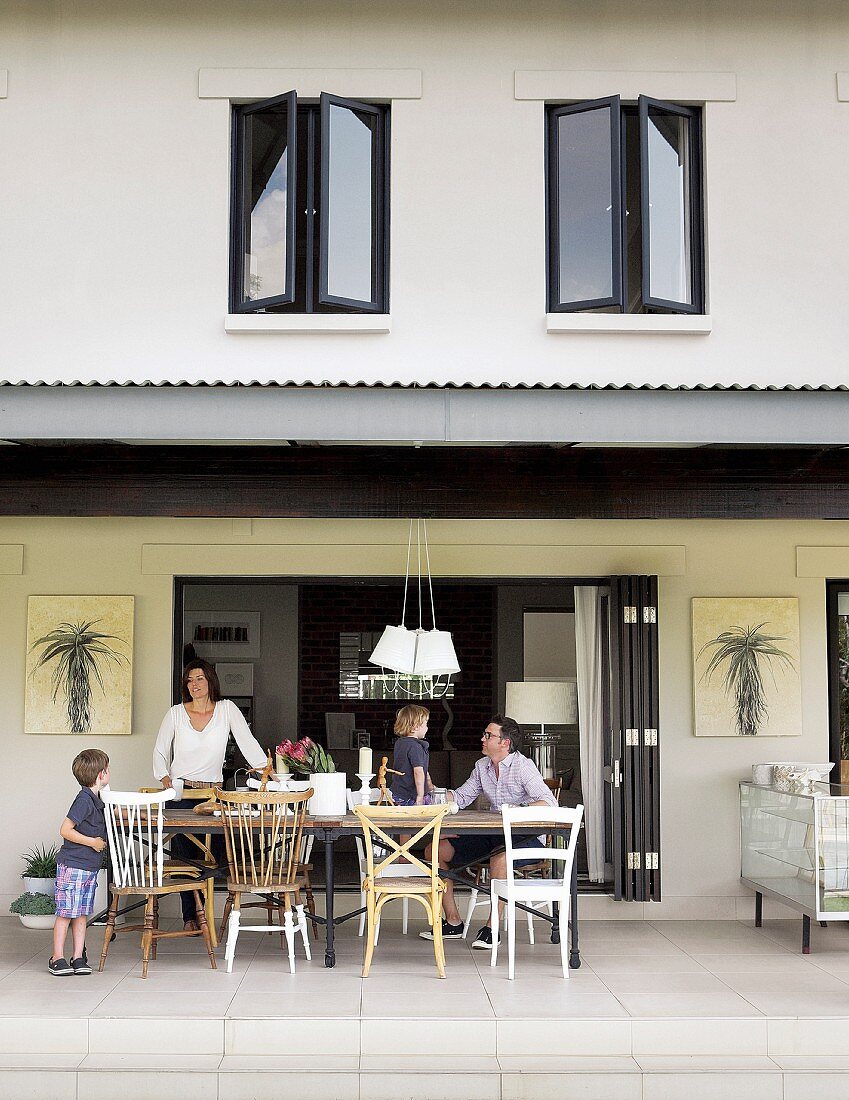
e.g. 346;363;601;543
773;762;834;782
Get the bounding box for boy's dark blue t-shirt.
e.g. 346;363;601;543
391;736;430;802
57;788;106;872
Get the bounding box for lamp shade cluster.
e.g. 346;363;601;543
369;625;460;677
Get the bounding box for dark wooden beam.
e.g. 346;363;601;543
3;444;849;519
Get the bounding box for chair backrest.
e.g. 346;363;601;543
215;788;312;889
103;789;176;889
353;805;451;889
543;776;563;804
347;789;381;862
501;804;584;896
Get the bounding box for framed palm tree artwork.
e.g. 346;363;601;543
25;596;134;735
692;597;801;737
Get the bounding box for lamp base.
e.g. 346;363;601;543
524;723;561;779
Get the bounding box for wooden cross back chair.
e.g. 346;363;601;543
99;789;217;979
354;804;451;978
215;787;313;974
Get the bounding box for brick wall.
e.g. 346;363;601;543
298;583;496;751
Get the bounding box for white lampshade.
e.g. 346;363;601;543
412;629;460;676
369;625;417;675
505;681;578;725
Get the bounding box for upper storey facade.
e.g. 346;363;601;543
1;0;848;388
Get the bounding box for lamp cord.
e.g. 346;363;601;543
400;519;413;627
423;518;437;630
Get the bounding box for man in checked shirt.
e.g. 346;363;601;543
419;715;557;950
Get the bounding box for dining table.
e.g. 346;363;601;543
160;806;581;969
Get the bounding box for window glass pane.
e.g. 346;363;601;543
557;107;613;304
327;104;374;302
645;110;692;305
242;106;291;302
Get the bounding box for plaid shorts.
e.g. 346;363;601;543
55;863;99;918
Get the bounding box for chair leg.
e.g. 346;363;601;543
98;894;118;972
195;890;217;971
295;903;312;961
283;897;296;975
558;900;570;979
277;895;287;950
527;904;535;946
432;895;446;978
507;899;516;981
402;896;409;935
358;889;366;937
294;888;309;944
225;896;241;974
141;896;155;979
205;879;217;948
462;887;479;939
362;891;377;978
489;892;499;969
304;873;318;932
219;891;233;944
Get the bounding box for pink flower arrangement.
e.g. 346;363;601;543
275;736;336;774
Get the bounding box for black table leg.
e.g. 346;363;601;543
754;891;763;927
324;831;336;968
569;854;580;969
802;914;811;954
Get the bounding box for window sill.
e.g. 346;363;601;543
225;314;391;334
546;313;712;335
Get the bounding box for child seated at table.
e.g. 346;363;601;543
391;704;434;806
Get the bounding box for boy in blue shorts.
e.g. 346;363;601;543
49;749;110;976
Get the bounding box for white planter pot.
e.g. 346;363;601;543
18;914;55;929
308;772;347;816
23;877;55;896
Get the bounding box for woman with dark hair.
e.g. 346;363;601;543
152;659;270;929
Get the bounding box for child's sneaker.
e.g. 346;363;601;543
48;957;74;976
71;951;92;975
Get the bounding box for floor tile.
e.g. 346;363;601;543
768;1017;849;1055
362;1018;495;1057
362;990;493;1017
221;1055;359;1071
89;1016;225;1055
360;1056;500;1072
601;972;730;995
0;1070;77;1099
78;1070;220;1100
497;1018;631;1057
488;993;627;1018
226;1016;359;1056
641;1072;782;1100
585;953;709;974
0;1055;85;1069
618;992;764;1017
220;1073;360;1100
227;990;361;1016
741;991;849;1016
635;1056;780;1071
772;1055;849;1069
502;1071;641;1100
784;1075;849;1100
692;953;822;974
359;1072;500;1099
632;1018;768;1056
80;1053;222;1070
719;970;849;993
91;991;235;1017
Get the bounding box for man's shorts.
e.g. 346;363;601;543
55;863;99;918
447;833;545;869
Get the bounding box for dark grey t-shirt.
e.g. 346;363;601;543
391;737;430;803
57;788;106;872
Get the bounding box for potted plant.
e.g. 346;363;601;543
21;844;59;896
10;891;56;929
276;737;345;815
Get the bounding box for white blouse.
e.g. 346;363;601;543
152;699;268;783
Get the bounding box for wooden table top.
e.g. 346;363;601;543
162;808;570;832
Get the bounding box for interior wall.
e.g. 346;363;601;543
182;582;298;752
0;515;837;918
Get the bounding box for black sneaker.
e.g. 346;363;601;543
48;957;74;976
71;951;92;975
419;918;464;941
472;926;499;949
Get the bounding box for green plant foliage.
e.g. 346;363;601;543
10;892;56;916
21;844;59;878
699;622;795;737
29;618;127;733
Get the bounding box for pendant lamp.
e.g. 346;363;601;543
369;520;460;692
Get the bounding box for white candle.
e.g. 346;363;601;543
275;753;290;775
358;746;373;774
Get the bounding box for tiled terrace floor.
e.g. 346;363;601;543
3;911;849;1098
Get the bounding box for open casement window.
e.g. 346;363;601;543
639;96;703;313
230;91;389;314
547;97;624;312
547;95;703;315
604;575;661;902
231;91;297;312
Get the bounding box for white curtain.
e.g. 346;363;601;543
574;586;605;882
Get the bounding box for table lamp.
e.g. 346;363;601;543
505;680;578;778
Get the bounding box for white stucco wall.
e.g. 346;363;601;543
1;0;848;386
0;515;843;917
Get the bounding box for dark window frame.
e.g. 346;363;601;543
546;94;704;316
230;91;390;315
546;96;624;313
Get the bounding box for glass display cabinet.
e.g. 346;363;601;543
740;780;849;952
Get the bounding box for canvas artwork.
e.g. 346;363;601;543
25;595;134;735
692;597;801;737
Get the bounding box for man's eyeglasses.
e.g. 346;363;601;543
482;731;504;740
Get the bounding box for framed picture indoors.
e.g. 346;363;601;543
185;610;261;660
215;663;254;696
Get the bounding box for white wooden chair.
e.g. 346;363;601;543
347;788;428;941
99;789;217;979
216;787;312;974
489;803;584;980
